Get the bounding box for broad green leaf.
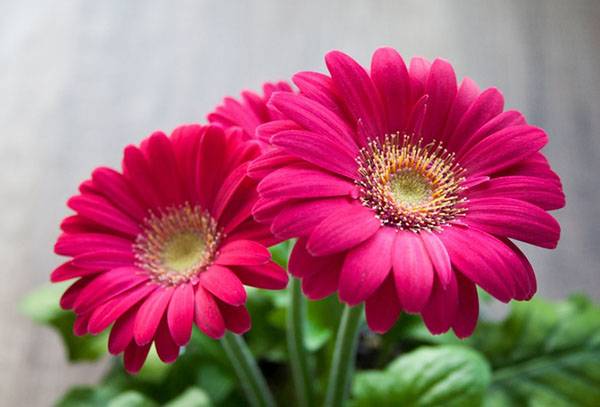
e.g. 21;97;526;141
21;283;107;361
352;345;492;406
107;391;157;407
163;387;211;407
473;296;600;407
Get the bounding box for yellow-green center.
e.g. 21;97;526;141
356;134;466;231
134;203;222;285
388;169;433;208
162;232;206;274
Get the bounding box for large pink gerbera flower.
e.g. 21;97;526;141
208;81;293;149
253;48;564;337
52;124;287;373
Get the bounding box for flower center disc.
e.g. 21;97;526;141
388;169;433;208
162;232;206;273
357;134;466;231
134;203;222;285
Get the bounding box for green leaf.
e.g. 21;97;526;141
163;387;211;407
352;345;492;406
468;296;600;407
107;391;157;407
21;283;108;361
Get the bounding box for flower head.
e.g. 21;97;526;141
208;81;293;149
254;48;564;337
53;125;288;373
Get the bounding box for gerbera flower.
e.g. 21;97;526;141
208;81;293;149
52;124;288;373
253;48;564;337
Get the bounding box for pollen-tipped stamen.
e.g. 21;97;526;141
356;133;466;231
134;203;222;285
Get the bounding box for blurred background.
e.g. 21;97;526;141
1;0;599;405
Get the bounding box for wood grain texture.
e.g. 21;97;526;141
1;0;598;405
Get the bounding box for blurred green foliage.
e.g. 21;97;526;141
23;242;600;406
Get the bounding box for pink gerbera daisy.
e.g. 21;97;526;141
208;81;293;149
253;48;564;337
52;124;288;373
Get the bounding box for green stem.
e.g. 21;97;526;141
221;332;276;407
287;277;313;407
324;304;364;407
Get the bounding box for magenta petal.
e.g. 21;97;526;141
145;132;184;204
325;50;385;144
408;57;431;101
465;197;560;249
439;77;480;144
371;47;411;133
420;231;452;288
452;273;479;338
218;301;251;334
365;274;401;334
155;318;180;363
200;265;246;306
212;163;249;220
339;228;395;305
461;125;548;177
446;87;504;152
457;110;525;157
468;176;565;211
73;312;91;336
73;268;145;314
133;287;174;346
272;129;358;178
302;267;341;300
67;194;140;237
422;272;458;335
232;261;288;290
269;92;357;152
271;198;351;240
55;233;132;257
503;239;537;300
194;286;225;339
406;94;429;135
289;238;344;279
307;204;381;256
51;262;100;282
421;58;457;144
167;284;195;346
196;126;227;211
71;250;135;270
255;120;301;145
122;145;162;209
60;277;93;310
87;284;157;334
496;152;560;182
91;167;147;221
292;71;347;118
253;197;288;224
393;231;434;313
258;164;356;200
108;307;138;355
438;226;515;302
215;240;270;266
247;148;300;179
123;342;151;374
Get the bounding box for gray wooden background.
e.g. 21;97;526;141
1;0;599;405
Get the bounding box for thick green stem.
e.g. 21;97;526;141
221;332;276;407
287;277;313;407
324;304;364;407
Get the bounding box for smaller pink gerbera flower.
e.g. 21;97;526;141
253;48;565;338
208;81;293;149
53;124;287;373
